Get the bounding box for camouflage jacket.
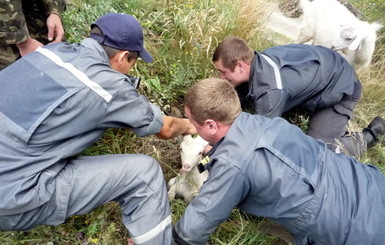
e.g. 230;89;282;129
0;0;66;45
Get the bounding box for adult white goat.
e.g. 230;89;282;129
297;0;383;73
168;135;209;203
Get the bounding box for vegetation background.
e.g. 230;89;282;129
1;0;384;244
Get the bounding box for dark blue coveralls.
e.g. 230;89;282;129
238;44;363;158
174;112;385;245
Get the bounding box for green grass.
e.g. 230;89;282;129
1;0;385;244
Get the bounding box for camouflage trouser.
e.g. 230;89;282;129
0;0;51;70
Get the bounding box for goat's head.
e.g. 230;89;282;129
331;22;374;52
180;135;208;172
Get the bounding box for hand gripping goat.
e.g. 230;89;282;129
168;135;209;203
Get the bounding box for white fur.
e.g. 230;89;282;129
263;3;302;42
297;0;383;73
168;135;209;203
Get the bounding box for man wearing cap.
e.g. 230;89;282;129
0;13;195;245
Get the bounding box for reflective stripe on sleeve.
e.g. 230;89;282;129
131;215;172;244
36;47;113;102
261;54;283;89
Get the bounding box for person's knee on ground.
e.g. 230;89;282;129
117;155;172;245
44;155;172;244
363;116;385;148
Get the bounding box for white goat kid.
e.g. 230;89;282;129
168;135;209;203
331;21;383;73
297;0;383;73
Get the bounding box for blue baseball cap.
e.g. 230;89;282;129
90;13;153;63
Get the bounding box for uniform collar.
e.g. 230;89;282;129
80;38;110;63
197;137;225;173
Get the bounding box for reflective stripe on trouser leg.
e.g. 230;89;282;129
131;215;172;244
42;154;172;245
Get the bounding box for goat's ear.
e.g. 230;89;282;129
182;134;193;144
196;135;209;146
348;36;361;50
372;22;384;32
348;23;369;51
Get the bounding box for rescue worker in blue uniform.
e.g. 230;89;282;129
212;36;385;159
0;13;196;245
173;78;385;245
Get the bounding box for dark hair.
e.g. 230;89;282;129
90;26;139;62
212;36;254;71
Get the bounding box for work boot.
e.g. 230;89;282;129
363;116;385;148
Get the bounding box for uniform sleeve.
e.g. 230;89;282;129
254;89;289;118
174;161;250;244
42;0;66;16
0;0;29;44
101;84;164;137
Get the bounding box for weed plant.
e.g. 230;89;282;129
1;0;384;244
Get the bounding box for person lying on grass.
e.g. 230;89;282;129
173;77;385;245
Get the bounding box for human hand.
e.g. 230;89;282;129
46;13;65;43
127;238;134;245
183;119;197;135
16;37;44;56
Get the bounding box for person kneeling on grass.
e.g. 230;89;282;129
212;36;385;159
173;78;385;245
0;13;196;245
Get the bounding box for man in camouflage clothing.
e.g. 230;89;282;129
0;0;66;70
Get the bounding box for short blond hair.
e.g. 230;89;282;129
184;78;241;125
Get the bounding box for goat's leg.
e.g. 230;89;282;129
168;177;177;200
183;187;199;203
297;28;314;44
